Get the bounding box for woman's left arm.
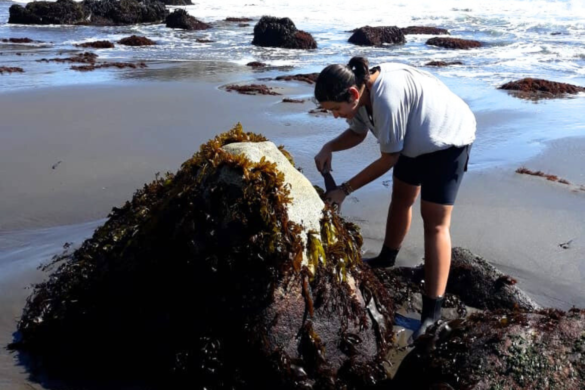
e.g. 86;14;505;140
325;152;399;205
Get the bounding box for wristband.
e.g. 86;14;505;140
340;181;354;196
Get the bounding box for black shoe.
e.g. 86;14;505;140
363;245;399;269
410;295;444;342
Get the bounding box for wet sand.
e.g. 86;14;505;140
0;77;584;389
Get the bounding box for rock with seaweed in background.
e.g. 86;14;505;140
8;0;168;26
426;37;482;49
393;308;585;389
499;78;585;100
166;9;211;30
400;26;449;35
8;124;394;389
252;16;317;50
348;26;405;46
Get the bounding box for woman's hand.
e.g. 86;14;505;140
314;145;333;173
325;188;346;207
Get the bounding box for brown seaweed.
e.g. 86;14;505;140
225;84;281;95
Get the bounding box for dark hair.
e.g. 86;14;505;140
314;57;370;103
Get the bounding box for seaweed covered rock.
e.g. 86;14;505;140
118;35;155;46
426;37;482;49
252;16;317;50
9;125;394;389
377;247;540;316
348;26;405;46
394;309;585;389
275;72;319;84
166;9;211;30
424;61;463;67
75;40;115;49
8;0;168;26
400;26;449;35
8;0;84;25
499;77;585;100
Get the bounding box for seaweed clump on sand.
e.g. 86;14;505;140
394;308;585;389
499;78;585;100
9;124;395;389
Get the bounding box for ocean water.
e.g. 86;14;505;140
1;0;585;90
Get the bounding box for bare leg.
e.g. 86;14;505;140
383;177;420;249
420;200;454;298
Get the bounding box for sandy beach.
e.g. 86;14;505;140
0;70;584;389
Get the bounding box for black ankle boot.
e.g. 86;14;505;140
411;295;444;341
363;245;399;269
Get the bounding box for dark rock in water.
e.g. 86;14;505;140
8;125;394;389
499;77;585;100
282;98;305;103
426;37;482;49
118;35;156;46
37;52;98;64
401;26;449;35
275;72;319;84
75;40;115;49
394;308;585;389
252;16;317;50
424;61;463;67
196;38;215;43
166;9;211;30
246;61;267;68
238;23;250;27
160;0;192;5
348;26;405;46
71;61;147;71
0;66;24;74
8;0;168;26
1;37;37;43
225;84;281;96
8;0;84;25
82;0;168;26
226;17;253;22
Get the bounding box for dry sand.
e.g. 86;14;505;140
0;78;584;389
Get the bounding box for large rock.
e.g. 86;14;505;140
8;0;168;26
8;0;84;25
426;37;482;49
499;77;585;100
9;125;394;389
252;16;317;50
394;309;585;389
166;9;211;30
348;26;405;46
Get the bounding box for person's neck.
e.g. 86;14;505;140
358;70;380;110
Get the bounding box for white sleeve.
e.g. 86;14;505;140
346;112;369;135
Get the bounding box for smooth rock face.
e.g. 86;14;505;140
165;9;211;30
8;0;168;26
348;26;405;46
426;37;482;49
394;309;585;389
252;16;317;49
8;125;394;389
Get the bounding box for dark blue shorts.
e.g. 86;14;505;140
393;144;472;205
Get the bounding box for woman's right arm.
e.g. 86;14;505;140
315;129;367;173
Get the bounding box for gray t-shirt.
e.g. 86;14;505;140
347;63;476;158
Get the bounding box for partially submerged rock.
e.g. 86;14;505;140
275;72;319;84
424;60;463;67
71;62;147;71
226;17;253;22
8;0;168;26
348;26;405;46
37;52;98;64
499;77;585;99
0;66;24;74
75;40;115;49
282;98;305;103
426;37;482;49
118;35;156;46
166;9;211;30
247;61;267;68
1;37;37;43
401;26;449;35
394;308;585;389
8;125;394;388
252;16;317;50
225;84;281;96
